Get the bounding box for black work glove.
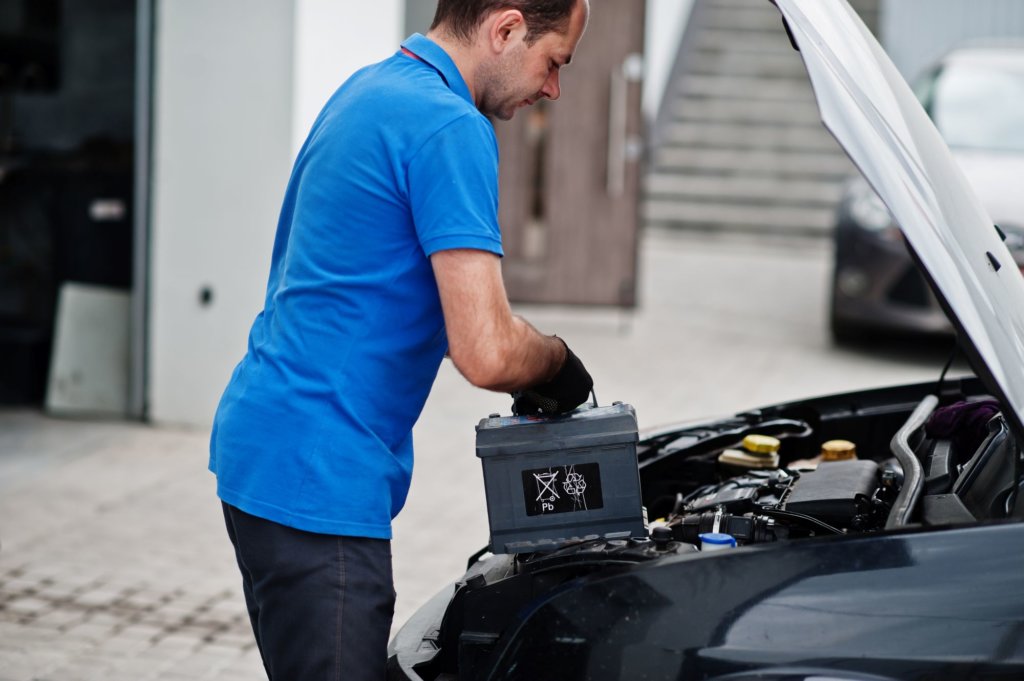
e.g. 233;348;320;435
511;339;593;416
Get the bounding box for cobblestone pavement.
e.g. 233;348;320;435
0;416;263;681
0;230;959;680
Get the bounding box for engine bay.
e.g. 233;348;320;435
501;378;1024;571
636;381;1024;555
469;378;1024;572
665;457;895;544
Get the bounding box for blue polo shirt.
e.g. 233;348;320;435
209;34;503;539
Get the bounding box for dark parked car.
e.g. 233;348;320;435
830;44;1024;341
389;2;1024;679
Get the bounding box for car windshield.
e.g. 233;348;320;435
919;58;1024;153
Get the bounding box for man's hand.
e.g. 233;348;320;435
512;339;593;415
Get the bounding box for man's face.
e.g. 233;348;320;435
478;0;588;121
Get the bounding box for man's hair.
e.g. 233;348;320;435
430;0;578;45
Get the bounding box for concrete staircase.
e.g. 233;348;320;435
644;0;880;237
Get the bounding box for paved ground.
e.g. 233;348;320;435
0;415;261;680
0;229;963;680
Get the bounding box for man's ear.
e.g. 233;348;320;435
487;9;526;53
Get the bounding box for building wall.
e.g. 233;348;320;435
882;0;1024;81
148;0;402;426
292;0;402;156
404;0;436;37
148;0;295;426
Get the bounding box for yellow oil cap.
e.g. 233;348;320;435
742;434;781;455
821;439;857;461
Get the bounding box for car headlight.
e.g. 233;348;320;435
847;178;895;232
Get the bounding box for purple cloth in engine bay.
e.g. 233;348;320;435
925;399;1001;456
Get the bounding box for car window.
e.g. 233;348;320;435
931;61;1024;153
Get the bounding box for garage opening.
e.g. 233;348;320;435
0;0;139;409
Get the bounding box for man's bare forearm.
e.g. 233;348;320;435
482;314;566;391
431;249;566;392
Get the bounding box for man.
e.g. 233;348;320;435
209;0;591;678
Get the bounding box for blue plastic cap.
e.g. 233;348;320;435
699;532;737;547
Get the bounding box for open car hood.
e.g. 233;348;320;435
774;0;1024;438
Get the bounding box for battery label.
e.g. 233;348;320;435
522;463;604;516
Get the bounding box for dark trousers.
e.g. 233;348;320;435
222;502;396;680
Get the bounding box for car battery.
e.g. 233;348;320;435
475;402;646;554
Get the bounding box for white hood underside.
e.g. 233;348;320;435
773;0;1024;434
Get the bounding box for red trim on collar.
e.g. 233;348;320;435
401;47;422;62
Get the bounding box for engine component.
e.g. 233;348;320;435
699;532;737;551
669;455;886;547
675;510;778;544
821;439;858;461
783;459;880;526
718;434;782;471
688;469;793;514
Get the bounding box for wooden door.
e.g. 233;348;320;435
496;0;645;306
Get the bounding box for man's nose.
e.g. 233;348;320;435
541;69;561;101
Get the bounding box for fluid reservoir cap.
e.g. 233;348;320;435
699;532;737;551
821;439;857;461
742;434;781;455
719;448;779;469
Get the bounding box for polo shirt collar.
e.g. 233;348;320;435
400;33;475;107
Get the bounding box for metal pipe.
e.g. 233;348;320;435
886;394;937;529
130;0;155;419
